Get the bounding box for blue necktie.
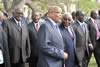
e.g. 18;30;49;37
81;24;85;33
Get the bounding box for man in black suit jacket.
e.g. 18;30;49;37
72;11;92;67
2;8;30;67
86;10;97;65
28;11;40;67
93;10;100;67
0;25;10;67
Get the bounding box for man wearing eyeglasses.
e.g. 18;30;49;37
59;13;78;67
2;8;30;67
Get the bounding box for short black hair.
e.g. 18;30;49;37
76;11;84;17
98;10;100;16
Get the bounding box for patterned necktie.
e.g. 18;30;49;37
66;27;73;39
94;20;99;40
36;23;39;32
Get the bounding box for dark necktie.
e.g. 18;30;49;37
18;22;21;32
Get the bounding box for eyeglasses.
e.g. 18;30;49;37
16;12;23;15
63;18;71;21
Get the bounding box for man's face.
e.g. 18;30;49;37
49;7;62;23
93;12;98;19
77;12;84;22
32;12;40;23
14;8;23;21
62;15;72;27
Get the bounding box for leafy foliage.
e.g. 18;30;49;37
74;0;100;16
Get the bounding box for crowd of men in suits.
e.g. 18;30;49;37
0;5;100;67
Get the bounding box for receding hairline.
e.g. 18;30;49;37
62;13;72;19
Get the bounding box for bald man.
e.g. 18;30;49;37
59;13;78;67
37;6;68;67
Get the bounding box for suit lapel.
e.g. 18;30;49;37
69;26;76;49
11;18;22;32
47;19;63;43
76;21;86;36
30;22;37;37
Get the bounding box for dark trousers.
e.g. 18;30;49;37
87;49;93;65
11;61;25;67
94;39;100;67
29;57;38;67
0;63;4;67
11;51;25;67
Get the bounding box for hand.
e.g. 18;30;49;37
88;44;94;51
64;52;68;60
26;56;30;58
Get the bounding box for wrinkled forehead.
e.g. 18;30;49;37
63;13;72;19
15;8;23;13
48;6;62;13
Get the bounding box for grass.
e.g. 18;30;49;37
88;54;97;67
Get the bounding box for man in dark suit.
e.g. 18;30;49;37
86;10;97;65
37;6;68;67
59;13;78;67
28;11;40;67
93;10;100;67
72;11;92;67
0;25;10;67
2;8;30;67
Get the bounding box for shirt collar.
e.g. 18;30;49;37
48;18;57;26
90;18;94;23
77;20;85;26
13;17;21;26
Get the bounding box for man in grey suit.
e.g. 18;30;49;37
37;6;68;67
72;11;92;67
2;8;30;67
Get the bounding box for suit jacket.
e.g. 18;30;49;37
95;19;100;49
2;17;30;63
86;18;96;48
59;23;77;67
37;19;64;67
72;20;90;67
0;25;10;67
28;21;39;63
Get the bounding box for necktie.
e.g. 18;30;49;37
18;22;21;32
67;27;73;39
36;23;39;32
81;24;85;34
94;20;99;40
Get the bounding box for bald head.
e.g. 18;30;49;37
48;6;62;13
48;6;62;23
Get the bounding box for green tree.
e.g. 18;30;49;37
75;0;100;16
